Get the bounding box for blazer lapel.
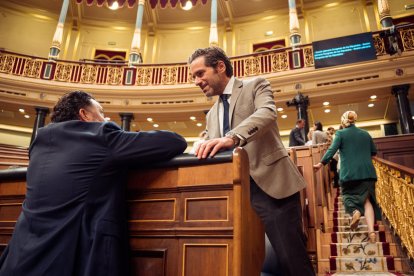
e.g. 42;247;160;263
209;101;221;138
229;79;243;127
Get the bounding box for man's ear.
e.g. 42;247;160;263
217;60;226;74
78;108;89;122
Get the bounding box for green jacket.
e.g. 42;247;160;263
321;124;377;182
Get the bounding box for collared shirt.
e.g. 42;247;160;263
219;76;235;137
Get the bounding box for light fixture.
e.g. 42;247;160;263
368;103;374;107
323;101;330;106
108;1;119;10
24;114;30;118
147;118;153;122
325;2;339;8
181;0;193;11
190;116;196;121
277;107;284;112
281;114;287;119
196;123;202;127
19;108;25;113
153;124;159;128
324;109;331;113
370;95;377;99
265;30;274;36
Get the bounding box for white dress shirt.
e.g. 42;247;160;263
219;76;235;137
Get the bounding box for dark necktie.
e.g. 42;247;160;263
220;94;230;136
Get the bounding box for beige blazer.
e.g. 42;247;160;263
206;77;306;199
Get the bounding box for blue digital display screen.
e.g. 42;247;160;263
312;32;377;69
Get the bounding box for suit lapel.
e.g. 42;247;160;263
209;101;221;138
229;78;243;127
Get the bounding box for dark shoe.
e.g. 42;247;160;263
350;210;361;230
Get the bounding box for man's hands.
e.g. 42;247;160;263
194;137;235;159
313;162;323;172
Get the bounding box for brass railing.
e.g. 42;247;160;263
0;24;413;86
373;157;414;259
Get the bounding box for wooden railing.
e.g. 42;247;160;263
1;24;413;86
373;156;414;259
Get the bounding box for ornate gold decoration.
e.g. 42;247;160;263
106;67;123;85
55;64;73;82
399;28;414;51
372;34;386;56
0;54;15;73
374;159;414;259
136;67;153;85
80;64;98;84
22;59;42;78
161;66;178;85
0;25;413;86
303;46;314;67
244;56;261;76
271;52;289;72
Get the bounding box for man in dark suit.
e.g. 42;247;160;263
0;91;187;276
289;119;306;146
188;47;314;276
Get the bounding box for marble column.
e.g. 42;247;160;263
391;84;414;134
48;0;70;61
30;107;50;145
209;0;218;46
288;0;301;49
120;113;134;131
129;0;145;65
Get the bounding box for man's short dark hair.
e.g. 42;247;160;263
296;119;305;125
188;47;233;77
51;91;94;123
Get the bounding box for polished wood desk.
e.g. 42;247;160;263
0;148;264;276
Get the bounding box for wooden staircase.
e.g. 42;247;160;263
317;188;414;275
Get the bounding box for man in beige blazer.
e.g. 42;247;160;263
189;47;314;276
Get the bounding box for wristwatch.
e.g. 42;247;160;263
225;132;241;147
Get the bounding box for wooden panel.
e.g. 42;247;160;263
128;168;179;191
131;249;167;276
178;163;233;186
185;197;228;222
182;243;229;276
129;199;176;222
0;149;264;276
374;134;414;169
0;203;22;221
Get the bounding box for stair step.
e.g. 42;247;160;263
330;231;388;244
320;242;401;259
329;224;383;233
318;257;409;274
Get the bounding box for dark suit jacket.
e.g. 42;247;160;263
205;78;306;199
289;127;305;146
0;121;187;276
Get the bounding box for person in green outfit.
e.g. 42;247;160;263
313;111;380;243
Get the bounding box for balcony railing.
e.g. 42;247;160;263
373;156;414;260
1;24;413;87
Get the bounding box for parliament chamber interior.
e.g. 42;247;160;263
0;0;413;275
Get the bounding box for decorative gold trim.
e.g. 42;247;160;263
184;196;229;222
182;243;229;276
128;198;176;222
